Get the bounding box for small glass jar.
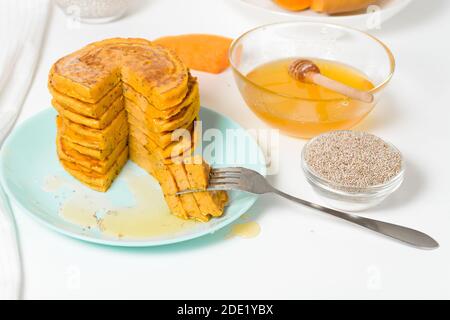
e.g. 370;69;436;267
55;0;129;24
301;135;405;212
229;22;395;139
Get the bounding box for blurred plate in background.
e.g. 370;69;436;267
235;0;412;30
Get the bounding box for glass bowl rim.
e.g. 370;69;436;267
229;21;396;103
300;130;405;195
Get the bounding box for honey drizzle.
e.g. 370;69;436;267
228;221;261;239
45;173;197;239
98;175;196;239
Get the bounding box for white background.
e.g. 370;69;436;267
9;0;450;299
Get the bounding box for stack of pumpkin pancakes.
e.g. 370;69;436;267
49;38;227;222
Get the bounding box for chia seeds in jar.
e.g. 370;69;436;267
55;0;129;23
302;130;404;211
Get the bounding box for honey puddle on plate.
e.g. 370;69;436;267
229;222;260;239
98;175;196;238
59;195;99;229
45;173;261;240
54;174;197;239
227;219;261;239
43;175;67;192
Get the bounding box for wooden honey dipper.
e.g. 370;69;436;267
288;59;374;103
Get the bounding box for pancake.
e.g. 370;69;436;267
56;114;126;161
128;105;197;148
168;164;209;222
59;144;129;192
52;95;124;130
57;111;128;150
128;141;156;176
124;94;199;133
49;82;122;118
122;75;198;120
50;38;227;222
129;131;191;161
49;38;189;108
151;164;188;220
128;135;195;167
183;156;228;217
57;134;128;175
126;110;196;149
151;97;200;132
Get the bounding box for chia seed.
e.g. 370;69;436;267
304;131;403;189
56;0;129;21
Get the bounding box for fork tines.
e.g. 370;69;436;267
209;167;243;189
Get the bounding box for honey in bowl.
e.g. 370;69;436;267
244;58;376;138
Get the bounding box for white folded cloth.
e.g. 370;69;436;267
0;186;23;300
0;0;50;300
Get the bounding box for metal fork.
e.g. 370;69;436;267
177;167;439;250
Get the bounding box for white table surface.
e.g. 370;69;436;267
9;0;450;299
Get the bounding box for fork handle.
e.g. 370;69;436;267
272;189;439;250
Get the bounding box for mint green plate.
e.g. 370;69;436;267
0;107;266;247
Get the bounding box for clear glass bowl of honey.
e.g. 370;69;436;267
229;22;395;139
